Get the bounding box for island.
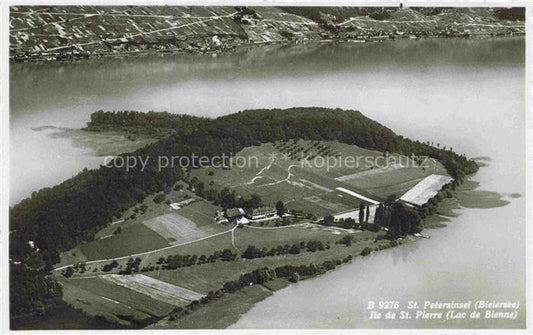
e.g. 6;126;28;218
10;107;488;329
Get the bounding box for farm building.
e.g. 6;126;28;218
225;207;245;221
215;211;229;224
246;206;277;220
237;217;250;225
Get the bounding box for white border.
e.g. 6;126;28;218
1;1;531;334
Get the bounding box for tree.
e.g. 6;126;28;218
289;272;300;283
323;215;335;226
275;200;286;216
342;217;355;229
375;203;384;226
289;244;301;254
242;245;261;259
388;202;422;237
221;192;236;210
153;193;166;203
248;194;263;209
360;247;372;256
64;266;74;278
337;235;354;246
359;202;365;224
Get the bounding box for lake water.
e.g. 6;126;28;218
10;37;526;328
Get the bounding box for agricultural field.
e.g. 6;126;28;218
241;7;322;43
54;177;402;328
143;213;223;244
59;188;223;265
233;225;347;250
191;140;448;216
143;228;382;294
342;163;448;199
399;174;453;205
58;276;175;327
78;223;170;261
56;139;447;274
176;200;219;226
149;284;274;329
54;138;450;328
10;6;244;56
101;274;204;307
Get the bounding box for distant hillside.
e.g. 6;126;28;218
9;6;524;62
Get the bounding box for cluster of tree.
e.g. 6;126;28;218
275;200;286;216
10;252;63;317
323;202;373;229
9;107;477;319
153;193;166;204
493;8;525;21
223;268;275;293
101;260;119;272
233;6;260;23
85;110;209;138
241;240;328;259
414;182;455;219
373;181;455;237
360;247;373;256
186;175;265;212
322;216;358;229
167;268;273;321
374;199;422;238
372;239;399;252
119;257;142;275
63;262;87;278
157;248;237;270
359;202;371;224
273;139;338;161
336;235;355;246
10;301;124;330
274;256;353;280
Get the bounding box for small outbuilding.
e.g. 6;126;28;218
225;207;245;221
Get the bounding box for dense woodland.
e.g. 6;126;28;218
10;107;478;322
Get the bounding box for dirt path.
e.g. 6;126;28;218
260;164;297;187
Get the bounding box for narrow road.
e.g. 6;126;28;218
231;224;240;251
46;12;237;52
54;227;234;272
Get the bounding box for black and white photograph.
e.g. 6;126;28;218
2;0;531;332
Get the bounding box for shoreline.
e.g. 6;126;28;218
10;33;523;65
148;234;419;329
146;169;510;329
